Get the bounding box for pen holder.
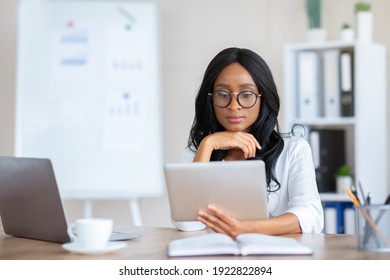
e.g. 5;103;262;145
356;204;390;252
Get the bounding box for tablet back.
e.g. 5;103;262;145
164;160;268;221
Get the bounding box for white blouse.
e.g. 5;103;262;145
172;136;324;233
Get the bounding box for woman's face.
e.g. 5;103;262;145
212;62;261;132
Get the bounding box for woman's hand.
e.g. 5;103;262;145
197;205;302;237
193;131;261;162
197;205;253;238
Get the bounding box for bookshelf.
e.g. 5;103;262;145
283;41;387;204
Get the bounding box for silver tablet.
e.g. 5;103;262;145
164;160;268;221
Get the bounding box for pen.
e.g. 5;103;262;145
350;185;361;205
366;192;371;205
374;194;390;225
358;181;366;205
362;190;376;246
384;194;390;205
358;181;366;197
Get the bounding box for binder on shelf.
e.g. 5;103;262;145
344;206;356;234
323;202;354;234
324;205;337;234
309;128;346;193
297;51;321;119
323;49;341;118
339;49;354;117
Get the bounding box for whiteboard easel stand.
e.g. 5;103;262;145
129;198;142;226
82;198;143;226
83;200;93;218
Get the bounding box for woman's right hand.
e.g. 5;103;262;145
193;131;261;162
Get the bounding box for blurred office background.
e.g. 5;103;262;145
1;0;389;227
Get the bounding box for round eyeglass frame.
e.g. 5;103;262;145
208;90;262;109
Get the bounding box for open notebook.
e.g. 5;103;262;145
168;233;313;257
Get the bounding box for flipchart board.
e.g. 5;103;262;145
15;0;163;202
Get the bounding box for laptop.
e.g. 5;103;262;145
0;156;141;243
164;160;268;221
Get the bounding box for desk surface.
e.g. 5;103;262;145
1;224;390;260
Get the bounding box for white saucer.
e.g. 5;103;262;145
62;241;127;255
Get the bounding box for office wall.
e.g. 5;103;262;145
1;0;390;227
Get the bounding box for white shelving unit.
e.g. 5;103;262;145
283;41;387;203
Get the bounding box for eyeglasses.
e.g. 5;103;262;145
208;90;262;109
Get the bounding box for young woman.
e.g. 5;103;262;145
174;47;323;237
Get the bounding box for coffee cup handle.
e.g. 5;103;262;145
67;223;77;242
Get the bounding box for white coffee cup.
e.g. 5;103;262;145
67;218;113;249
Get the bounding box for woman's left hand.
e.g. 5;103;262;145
197;205;252;238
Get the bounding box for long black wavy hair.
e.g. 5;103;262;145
188;47;284;191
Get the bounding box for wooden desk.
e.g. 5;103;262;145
1;224;390;260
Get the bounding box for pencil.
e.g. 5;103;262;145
343;186;360;207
